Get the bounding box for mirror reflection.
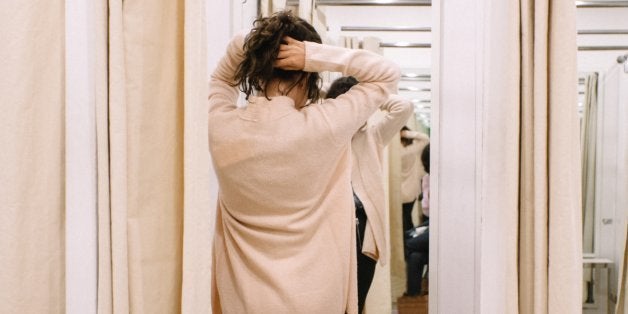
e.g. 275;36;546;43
577;4;628;314
310;3;433;313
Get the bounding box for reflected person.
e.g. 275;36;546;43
326;76;413;313
400;126;429;257
405;143;430;297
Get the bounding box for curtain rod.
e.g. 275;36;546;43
313;0;431;6
578;29;628;35
380;42;431;48
578;45;628;51
288;0;628;7
399;86;431;91
342;26;431;32
576;1;628;8
402;73;430;78
401;76;431;82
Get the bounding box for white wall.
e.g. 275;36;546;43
65;0;98;313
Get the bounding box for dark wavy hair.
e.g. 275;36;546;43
325;76;358;99
400;126;413;147
421;143;430;174
234;11;322;103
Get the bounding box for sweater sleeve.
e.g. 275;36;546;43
302;42;401;145
404;130;429;142
208;31;246;115
373;95;414;146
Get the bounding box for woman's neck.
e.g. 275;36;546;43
265;80;307;108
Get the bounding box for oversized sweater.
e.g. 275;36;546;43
400;131;430;203
208;32;399;314
351;95;413;263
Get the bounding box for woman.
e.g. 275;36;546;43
208;11;399;314
405;143;430;297
326;76;413;313
399;126;429;257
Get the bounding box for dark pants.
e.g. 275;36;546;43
354;193;376;314
405;226;429;296
402;200;416;232
402;200;416;258
406;251;428;296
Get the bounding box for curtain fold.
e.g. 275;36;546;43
581;73;598;256
518;0;582;313
1;1;208;313
0;1;66;313
98;1;190;312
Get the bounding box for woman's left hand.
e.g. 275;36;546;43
274;36;305;71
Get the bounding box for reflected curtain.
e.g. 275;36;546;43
260;0;287;17
0;1;66;312
518;0;582;313
609;63;628;314
618;225;628;313
581;73;598;255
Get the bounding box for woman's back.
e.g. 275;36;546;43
210;95;357;314
210;95;350;219
207;12;399;314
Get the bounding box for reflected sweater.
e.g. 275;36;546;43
400;131;430;203
351;95;413;263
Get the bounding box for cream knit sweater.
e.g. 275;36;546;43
208;32;399;314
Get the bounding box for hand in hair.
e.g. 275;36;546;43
274;36;305;71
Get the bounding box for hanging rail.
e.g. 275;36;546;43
401;73;431;81
578;29;628;35
380;42;431;48
342;26;431;32
314;0;431;6
289;0;628;7
399;86;431;92
578;45;628;51
412;99;431;104
576;1;628;7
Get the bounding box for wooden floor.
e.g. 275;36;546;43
394;295;428;314
391;278;429;314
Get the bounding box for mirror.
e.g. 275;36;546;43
285;2;434;312
577;4;628;313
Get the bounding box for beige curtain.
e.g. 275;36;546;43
581;73;598;256
98;1;185;312
518;0;582;313
98;1;208;313
1;0;208;312
0;1;66;313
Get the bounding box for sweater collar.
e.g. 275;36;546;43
240;96;297;121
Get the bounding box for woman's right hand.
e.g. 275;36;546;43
274;36;305;71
